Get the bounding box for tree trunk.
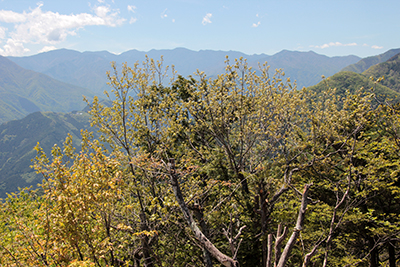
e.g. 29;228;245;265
276;184;311;267
193;205;214;267
140;211;154;267
274;224;288;267
368;236;379;267
168;159;238;267
260;180;269;267
388;241;395;267
266;234;273;267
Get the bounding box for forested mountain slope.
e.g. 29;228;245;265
342;48;400;73
308;71;400;103
0;56;95;124
362;52;400;93
0;111;93;198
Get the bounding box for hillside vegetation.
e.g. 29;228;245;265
363;52;400;93
308;71;400;102
2;49;400;266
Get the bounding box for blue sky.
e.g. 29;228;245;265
0;0;399;57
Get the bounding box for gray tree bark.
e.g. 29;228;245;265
168;159;239;267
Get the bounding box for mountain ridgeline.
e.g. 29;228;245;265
310;50;400;102
8;48;361;95
341;48;400;73
362;52;400;93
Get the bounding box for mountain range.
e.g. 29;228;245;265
310;50;400;105
309;71;400;103
8;48;361;95
363;52;400;93
342;48;400;73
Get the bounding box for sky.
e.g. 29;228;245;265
0;0;399;58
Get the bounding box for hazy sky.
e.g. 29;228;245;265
0;0;398;57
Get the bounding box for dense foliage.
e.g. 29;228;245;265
1;57;399;267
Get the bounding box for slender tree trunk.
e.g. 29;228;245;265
260;180;269;267
276;184;311;267
266;234;273;267
140;212;154;267
238;172;249;194
388;241;395;267
129;161;154;267
274;224;288;267
193;206;214;267
368;236;379;267
168;159;238;267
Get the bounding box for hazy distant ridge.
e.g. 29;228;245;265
0;56;95;124
8;48;361;94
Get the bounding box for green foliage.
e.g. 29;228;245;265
308;71;400;104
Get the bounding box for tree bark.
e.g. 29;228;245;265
168;159;238;267
388;241;395;267
140;211;154;267
193;205;214;267
369;236;379;267
274;224;288;267
266;234;273;267
276;184;311;267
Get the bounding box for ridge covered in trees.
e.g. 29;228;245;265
0;56;95;124
1;57;399;266
341;48;400;74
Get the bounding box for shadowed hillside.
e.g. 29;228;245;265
308;71;400;104
362;52;400;93
0;111;94;199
